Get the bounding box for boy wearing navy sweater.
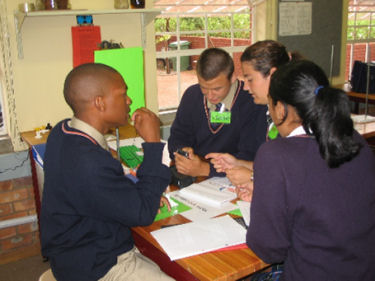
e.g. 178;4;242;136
41;63;174;281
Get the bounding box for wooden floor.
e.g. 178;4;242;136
0;254;50;281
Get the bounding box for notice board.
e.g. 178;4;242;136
94;47;145;116
277;0;343;77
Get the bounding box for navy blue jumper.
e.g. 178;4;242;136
168;81;267;177
41;120;171;281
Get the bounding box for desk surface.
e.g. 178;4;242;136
20;123;137;147
332;84;375;139
132;185;268;281
354;120;375;139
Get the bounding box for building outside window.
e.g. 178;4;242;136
154;0;253;112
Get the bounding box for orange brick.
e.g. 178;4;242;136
0;189;28;204
0;233;33;251
28;209;37;216
17;222;38;234
12;177;32;189
13;198;36;212
0;180;12;191
0;227;17;239
0;203;13;217
1;211;28;221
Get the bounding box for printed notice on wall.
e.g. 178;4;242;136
279;2;312;36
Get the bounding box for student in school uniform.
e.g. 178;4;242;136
168;47;267;178
207;40;301;201
40;63;174;281
247;60;375;281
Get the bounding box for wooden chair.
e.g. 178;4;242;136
38;269;56;281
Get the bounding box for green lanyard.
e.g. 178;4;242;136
268;123;279;140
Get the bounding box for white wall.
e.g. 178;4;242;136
3;0;158;141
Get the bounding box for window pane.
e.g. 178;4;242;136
155;0;252;110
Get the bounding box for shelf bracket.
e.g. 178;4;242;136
141;13;146;48
14;12;25;59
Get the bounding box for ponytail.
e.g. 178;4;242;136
270;60;362;168
310;87;361;167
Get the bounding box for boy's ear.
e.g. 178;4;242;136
275;101;286;121
94;96;105;111
269;67;277;76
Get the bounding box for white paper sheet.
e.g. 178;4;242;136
237;200;251;227
151;215;246;260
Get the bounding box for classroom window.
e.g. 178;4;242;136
346;0;375;81
154;0;253;112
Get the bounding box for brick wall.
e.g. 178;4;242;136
0;176;40;264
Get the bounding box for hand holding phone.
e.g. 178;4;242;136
176;148;189;158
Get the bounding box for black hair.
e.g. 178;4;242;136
196;48;234;80
63;63;120;113
240;40;302;77
269;60;362;168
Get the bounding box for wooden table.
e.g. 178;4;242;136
354;120;375;140
336;83;375;114
132;185;268;281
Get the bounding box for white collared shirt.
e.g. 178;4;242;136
287;125;307;138
68;117;109;151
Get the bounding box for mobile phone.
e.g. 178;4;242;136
176;148;189;158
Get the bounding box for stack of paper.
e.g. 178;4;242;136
179;177;237;207
151;215;246;260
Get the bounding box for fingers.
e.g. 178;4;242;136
160;196;172;212
205;152;222;160
131;107;160;142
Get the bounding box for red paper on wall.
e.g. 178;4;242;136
71;26;101;67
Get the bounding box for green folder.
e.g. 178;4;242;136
154;197;191;222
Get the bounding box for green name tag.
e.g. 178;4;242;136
210;111;231;124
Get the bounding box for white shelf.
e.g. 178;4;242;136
14;9;162;59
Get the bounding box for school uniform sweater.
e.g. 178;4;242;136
168;81;267;177
247;132;375;281
40;119;171;281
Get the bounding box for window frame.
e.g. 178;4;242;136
154;1;254;114
346;0;375;81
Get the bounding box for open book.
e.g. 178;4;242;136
179;177;237;207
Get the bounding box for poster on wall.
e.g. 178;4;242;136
279;2;312;36
94;47;145;116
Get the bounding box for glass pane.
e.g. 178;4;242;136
347;27;355;40
155;17;177;32
233;13;250;30
157;62;198;110
207;32;230;48
179;16;205;32
207;15;231;31
157;57;179;110
357;27;369;39
371;27;375;39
